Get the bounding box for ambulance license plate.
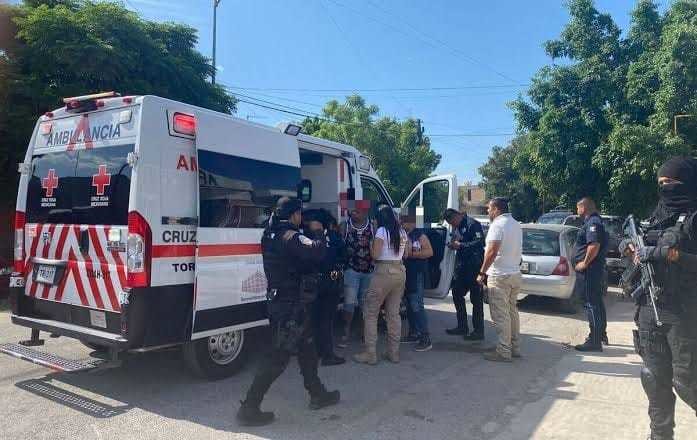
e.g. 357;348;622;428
520;262;530;274
35;265;57;285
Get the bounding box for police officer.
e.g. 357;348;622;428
572;197;609;352
443;208;486;340
237;198;340;426
304;209;347;366
631;156;697;440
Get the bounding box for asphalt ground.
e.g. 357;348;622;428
0;292;695;440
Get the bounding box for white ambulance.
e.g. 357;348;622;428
3;92;459;379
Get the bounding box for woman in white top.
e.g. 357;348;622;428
354;206;410;365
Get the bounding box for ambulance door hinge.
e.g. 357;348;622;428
127;152;139;167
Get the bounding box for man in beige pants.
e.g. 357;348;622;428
477;198;523;363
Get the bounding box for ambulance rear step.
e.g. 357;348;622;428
0;343;101;373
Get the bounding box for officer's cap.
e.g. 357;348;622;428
276;197;302;220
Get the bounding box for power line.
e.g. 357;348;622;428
226;84;529;93
325;0;519;85
429;133;515;137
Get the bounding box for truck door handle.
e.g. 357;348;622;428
79;230;90;254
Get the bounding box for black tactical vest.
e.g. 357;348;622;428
651;212;697;311
262;222;301;299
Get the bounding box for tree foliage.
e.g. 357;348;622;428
0;0;235;207
482;0;697;218
302;95;441;203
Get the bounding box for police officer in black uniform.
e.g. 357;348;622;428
303;209;347;366
237;198;340;426
630;157;697;440
572;197;609;352
443;208;486;340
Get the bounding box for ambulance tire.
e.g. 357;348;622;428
182;329;248;380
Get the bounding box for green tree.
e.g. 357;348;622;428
493;0;697;218
302;95;441;203
0;0;235;208
478;136;541;222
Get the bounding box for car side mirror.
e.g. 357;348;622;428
298;179;312;203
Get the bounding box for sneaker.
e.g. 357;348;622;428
337;335;349;349
400;334;420;344
321;354;346;366
237;402;275;426
483;351;513;363
463;332;484;342
353;351;378;365
602;334;609;346
445;327;468;336
414;338;433;352
309;390;341;410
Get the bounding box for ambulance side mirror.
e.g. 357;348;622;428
298;179;312;203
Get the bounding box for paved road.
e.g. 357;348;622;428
0;293;695;440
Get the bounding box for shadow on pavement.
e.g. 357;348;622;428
7;295;640;439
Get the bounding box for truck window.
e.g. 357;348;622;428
198;149;300;228
422;179;449;225
26;145;134;225
360;176;390;218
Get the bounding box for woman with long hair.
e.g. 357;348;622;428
354;205;409;365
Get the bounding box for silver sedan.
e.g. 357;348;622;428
519;224;580;313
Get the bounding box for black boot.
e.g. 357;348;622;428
574;337;603;352
445;326;468;336
309;390;341;410
321;354;346;366
463;331;484;341
237;401;275;426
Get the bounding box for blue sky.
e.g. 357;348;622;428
16;1;667;187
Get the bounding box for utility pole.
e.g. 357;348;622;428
416;119;424;145
212;0;222;84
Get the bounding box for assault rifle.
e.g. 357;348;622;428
624;215;663;327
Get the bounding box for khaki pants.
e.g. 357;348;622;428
363;262;406;355
488;273;522;358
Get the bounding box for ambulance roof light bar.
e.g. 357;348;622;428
62;91;120;104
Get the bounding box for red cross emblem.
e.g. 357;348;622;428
42;169;59;197
92;165;111;196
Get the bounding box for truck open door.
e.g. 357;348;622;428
401;174;458;299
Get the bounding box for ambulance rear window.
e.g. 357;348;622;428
26;145;134;225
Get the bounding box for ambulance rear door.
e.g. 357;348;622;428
401;174;458;299
192;115;301;339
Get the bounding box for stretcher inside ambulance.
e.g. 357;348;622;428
3;92;459;379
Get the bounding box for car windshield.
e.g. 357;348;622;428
538;212;571;224
602;218;623;237
523;229;561;256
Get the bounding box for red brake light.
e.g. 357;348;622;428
552;256;569;276
127;211;152;288
173;113;196;136
13;211;26;273
123;97;133;104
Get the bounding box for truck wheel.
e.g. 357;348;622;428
182;330;249;380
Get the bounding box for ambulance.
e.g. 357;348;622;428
2;92;459;379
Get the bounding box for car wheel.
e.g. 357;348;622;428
182;329;249;380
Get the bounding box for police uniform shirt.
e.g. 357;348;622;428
573;213;608;268
456;215;485;260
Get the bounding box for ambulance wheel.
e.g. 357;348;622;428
183;330;248;380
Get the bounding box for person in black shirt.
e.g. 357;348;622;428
572;197;609;352
401;215;434;352
443;209;486;340
304;210;348;366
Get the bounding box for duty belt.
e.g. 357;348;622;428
320;270;342;281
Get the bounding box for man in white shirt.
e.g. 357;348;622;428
477;198;523;362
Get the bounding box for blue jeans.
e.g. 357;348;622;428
406;272;429;338
343;269;373;313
